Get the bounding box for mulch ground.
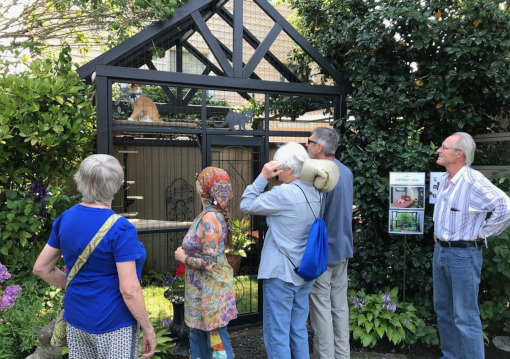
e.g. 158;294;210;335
172;325;510;359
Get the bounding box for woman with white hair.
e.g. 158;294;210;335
240;142;321;359
33;154;156;358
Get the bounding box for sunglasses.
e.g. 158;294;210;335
307;139;318;145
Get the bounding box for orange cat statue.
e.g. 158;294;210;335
127;84;163;123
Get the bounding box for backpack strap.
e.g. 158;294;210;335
275;183;321;269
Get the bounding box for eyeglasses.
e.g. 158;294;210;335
439;145;459;151
307;139;318;145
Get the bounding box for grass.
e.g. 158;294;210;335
142;275;259;322
234;275;259;314
143;286;173;323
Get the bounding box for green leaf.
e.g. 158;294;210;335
353;326;364;340
365;321;374;333
362;333;374;347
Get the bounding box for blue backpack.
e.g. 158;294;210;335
281;184;328;281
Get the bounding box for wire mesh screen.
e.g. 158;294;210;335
112;132;201;272
112;81;206;127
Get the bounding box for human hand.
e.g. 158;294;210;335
140;327;156;358
175;246;186;263
261;161;283;180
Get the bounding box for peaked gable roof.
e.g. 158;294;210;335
77;0;350;94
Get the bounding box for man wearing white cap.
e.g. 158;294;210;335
306;127;354;359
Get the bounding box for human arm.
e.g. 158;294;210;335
240;163;292;216
175;212;223;272
117;260;156;358
476;182;510;239
33;244;67;289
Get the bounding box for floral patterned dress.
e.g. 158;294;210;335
182;204;237;331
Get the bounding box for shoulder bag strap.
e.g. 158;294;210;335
293;183;320;220
65;213;121;290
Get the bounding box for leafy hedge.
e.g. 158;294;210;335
480;171;510;333
287;0;510;301
0;47;96;276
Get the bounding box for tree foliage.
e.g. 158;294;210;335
0;0;185;56
286;0;510;298
0;47;96;275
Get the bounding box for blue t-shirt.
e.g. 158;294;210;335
47;204;146;334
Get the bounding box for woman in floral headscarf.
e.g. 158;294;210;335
174;167;238;359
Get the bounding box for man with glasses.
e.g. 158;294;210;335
434;132;510;359
306;127;353;359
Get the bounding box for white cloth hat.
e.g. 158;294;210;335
300;158;339;192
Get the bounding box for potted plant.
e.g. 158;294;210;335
226;216;254;274
163;263;189;350
163;263;189;338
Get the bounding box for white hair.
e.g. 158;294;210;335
74;154;124;205
453;132;476;166
273;142;308;177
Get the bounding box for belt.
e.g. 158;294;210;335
437;240;482;248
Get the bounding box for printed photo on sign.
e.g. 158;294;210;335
388;210;424;234
389;186;425;209
429;172;446;204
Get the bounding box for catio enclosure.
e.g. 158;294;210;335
78;0;350;324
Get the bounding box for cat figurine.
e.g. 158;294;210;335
214;110;254;130
127;84;163;123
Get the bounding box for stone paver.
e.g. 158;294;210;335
493;336;510;353
352;354;408;359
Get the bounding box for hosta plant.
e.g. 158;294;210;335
349;287;421;347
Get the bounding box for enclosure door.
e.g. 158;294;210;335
207;135;265;325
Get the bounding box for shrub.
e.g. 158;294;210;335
0;46;95;276
287;0;510;309
480;171;510;333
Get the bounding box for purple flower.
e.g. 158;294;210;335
25;180;50;218
382;293;391;303
404;318;411;324
28;180;49;203
351;295;365;309
161;318;173;327
0;264;11;283
385;301;397;312
1;285;22;309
